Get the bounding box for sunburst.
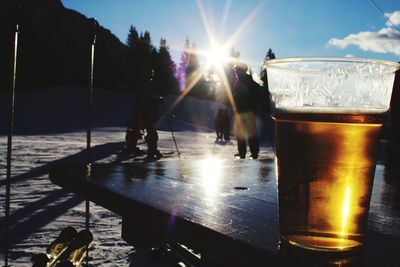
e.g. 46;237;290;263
165;0;266;116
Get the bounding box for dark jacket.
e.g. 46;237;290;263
233;74;269;113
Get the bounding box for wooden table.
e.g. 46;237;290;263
49;155;400;266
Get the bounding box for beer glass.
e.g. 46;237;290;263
264;57;399;252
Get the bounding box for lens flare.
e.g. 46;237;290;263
165;0;265;117
205;43;229;69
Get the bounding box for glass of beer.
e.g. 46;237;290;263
264;57;399;253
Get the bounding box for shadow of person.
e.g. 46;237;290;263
0;141;125;187
0;141;125;252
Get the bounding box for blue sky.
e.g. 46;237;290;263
61;0;400;72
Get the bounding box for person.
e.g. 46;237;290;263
214;107;231;143
214;108;225;142
124;70;163;159
232;63;265;159
222;107;231;142
390;69;400;150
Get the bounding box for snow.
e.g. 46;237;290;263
0;87;275;266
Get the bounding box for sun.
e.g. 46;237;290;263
164;0;264;115
205;42;230;70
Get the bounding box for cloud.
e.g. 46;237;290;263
327;27;400;55
385;11;400;27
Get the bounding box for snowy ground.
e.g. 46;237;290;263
0;125;274;266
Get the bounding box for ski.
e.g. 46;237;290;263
55;229;93;267
119;146;147;156
133;150;176;162
31;226;78;267
139;151;163;162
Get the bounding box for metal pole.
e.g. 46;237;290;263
164;107;181;158
168;115;181;158
86;18;97;223
5;4;20;265
86;18;97;163
85;18;97;265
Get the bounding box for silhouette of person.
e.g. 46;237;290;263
214;108;225;142
214;108;230;142
125;70;163;158
232;63;264;159
390;69;400;150
222;107;231;142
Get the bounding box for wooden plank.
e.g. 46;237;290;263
49;158;400;266
50;159;280;264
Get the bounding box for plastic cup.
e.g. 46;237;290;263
264;57;399;252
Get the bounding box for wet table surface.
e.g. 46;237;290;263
49;155;400;266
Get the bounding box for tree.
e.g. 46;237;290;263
125;27;156;95
177;37;191;90
186;42;200;81
260;48;276;87
153;38;179;95
140;31;152;49
266;48;276;60
185;41;209;98
125;26;179;98
126;25;139;48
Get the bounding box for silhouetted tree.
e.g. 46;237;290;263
260;48;276;87
126;29;155;95
153;38;178;95
126;25;139;48
141;31;152;48
177;37;203;93
184;40;208;98
266;48;276;60
177;37;190;90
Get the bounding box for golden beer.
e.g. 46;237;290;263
264;57;399;253
274;111;384;252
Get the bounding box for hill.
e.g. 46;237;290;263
0;0;127;91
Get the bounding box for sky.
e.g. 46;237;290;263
60;0;400;73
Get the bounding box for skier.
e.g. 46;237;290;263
214;108;225;142
214;107;230;142
232;63;265;159
222;107;231;142
124;70;163;159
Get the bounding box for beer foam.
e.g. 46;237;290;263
265;58;399;111
273;106;386;115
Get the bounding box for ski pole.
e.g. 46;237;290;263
5;2;20;266
163;101;181;158
86;18;97;161
85;18;97;265
168;114;181;158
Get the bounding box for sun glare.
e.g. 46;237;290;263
166;0;264;115
201;156;222;197
205;43;229;69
